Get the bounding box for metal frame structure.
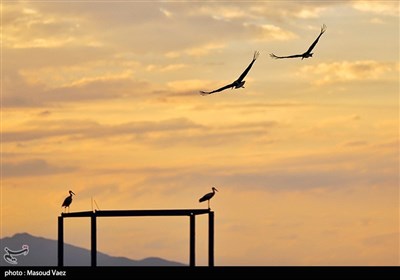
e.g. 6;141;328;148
58;209;214;267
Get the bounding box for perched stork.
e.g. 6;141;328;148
62;190;75;213
199;187;218;209
200;51;259;95
270;24;327;60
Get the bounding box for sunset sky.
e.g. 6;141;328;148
2;0;399;266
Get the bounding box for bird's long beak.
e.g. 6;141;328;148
214;188;218;192
71;191;76;195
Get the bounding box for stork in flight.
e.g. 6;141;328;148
62;190;75;213
270;24;327;60
200;51;259;95
199;187;218;209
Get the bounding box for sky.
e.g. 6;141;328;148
1;0;399;266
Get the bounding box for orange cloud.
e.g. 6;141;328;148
243;23;297;41
300;61;396;85
353;1;400;16
146;64;187;72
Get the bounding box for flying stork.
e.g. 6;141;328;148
270;24;327;60
200;51;260;95
199;187;218;209
62;190;75;213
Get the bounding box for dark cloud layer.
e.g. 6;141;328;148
2;118;203;142
3;159;76;178
3;118;279;149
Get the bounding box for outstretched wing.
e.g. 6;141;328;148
200;82;235;95
200;51;259;95
270;53;303;59
236;51;259;82
305;24;327;54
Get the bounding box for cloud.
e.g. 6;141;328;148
312;114;361;129
186;101;309;113
243;23;296;41
300;61;397;85
294;6;327;19
159;8;173;18
3;2;203;55
147;120;279;148
2;117;281;157
166;79;209;92
341;140;368;147
2;1;347;59
195;2;331;21
250;3;329;20
2;118;203;143
146;63;187;72
284;4;330;19
3;45;150;108
10;49;140;83
165;43;226;58
375;139;399;150
37;110;52;117
135;145;398;195
20;66;136;89
3;68;150;107
3;4;102;49
370;18;385;25
194;5;258;21
3;159;76;177
184;43;226;57
363;232;400;247
352;1;400;17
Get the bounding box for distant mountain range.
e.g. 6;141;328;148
1;233;186;266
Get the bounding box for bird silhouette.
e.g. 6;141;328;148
62;190;75;213
200;51;259;95
270;24;327;60
199;187;218;209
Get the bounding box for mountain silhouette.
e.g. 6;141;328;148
1;233;186;266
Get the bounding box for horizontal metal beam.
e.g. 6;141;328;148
61;211;94;217
60;209;211;218
96;209;210;217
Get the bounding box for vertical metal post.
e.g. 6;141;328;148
189;213;195;266
91;213;97;267
208;211;214;267
57;216;64;267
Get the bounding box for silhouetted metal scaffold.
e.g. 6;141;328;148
58;209;215;267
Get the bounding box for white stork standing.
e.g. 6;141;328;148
199;187;218;209
62;190;75;213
